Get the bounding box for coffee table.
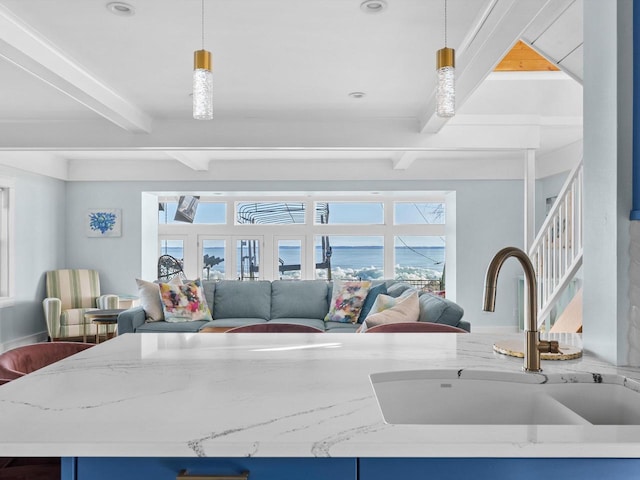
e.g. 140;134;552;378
83;309;126;343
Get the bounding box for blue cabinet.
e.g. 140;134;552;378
63;457;640;480
66;457;356;480
359;458;640;480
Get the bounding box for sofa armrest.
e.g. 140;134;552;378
457;319;471;332
417;292;466;329
117;306;146;335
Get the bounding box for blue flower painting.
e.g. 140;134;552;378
87;209;121;237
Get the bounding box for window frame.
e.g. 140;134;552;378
0;178;15;306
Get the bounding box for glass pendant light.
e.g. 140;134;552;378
436;0;455;118
193;0;213;120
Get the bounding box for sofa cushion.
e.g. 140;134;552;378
418;292;465;327
201;281;216;310
201;318;268;328
386;282;414;298
213;281;271;320
271;280;329;320
136;320;209;333
268;318;326;331
323;321;360;332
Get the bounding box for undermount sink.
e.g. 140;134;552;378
369;370;640;426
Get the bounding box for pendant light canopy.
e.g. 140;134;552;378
436;0;455;118
193;0;213;120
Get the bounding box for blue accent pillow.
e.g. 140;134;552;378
358;282;388;323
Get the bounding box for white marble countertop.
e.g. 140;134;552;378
1;332;640;458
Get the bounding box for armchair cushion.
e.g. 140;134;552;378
60;308;99;338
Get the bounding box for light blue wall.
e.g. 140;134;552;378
65;179;524;329
0;167;66;350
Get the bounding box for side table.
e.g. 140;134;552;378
83;309;126;343
117;295;140;309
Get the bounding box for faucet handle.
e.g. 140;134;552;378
538;340;561;354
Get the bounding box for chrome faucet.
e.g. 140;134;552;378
482;246;559;372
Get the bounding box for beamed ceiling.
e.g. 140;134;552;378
0;0;583;182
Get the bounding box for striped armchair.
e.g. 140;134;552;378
42;269;119;341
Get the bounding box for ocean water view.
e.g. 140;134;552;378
162;246;444;281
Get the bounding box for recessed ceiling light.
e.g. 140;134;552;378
106;2;135;16
360;0;387;14
349;92;366;99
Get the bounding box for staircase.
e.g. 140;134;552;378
528;160;583;330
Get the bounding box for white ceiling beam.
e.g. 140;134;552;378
419;0;567;134
0;119;540;151
165;152;210;172
0;152;68;180
392;152;419;171
0;5;152;133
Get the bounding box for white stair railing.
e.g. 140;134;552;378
529;160;583;328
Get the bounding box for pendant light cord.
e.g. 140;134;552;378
444;0;447;47
201;0;206;50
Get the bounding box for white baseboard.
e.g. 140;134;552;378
0;331;48;354
471;325;520;334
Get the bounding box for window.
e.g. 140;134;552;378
277;239;302;280
236;238;261;280
159;201;225;224
315;235;384;280
394;236;445;292
154;194;449;288
394;202;445;224
160;239;184;260
0;180;15;303
236;202;305;225
201;239;225;280
315;202;383;224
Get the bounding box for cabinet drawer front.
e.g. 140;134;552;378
359;458;640;480
75;457;356;480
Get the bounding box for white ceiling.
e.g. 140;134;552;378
0;0;583;181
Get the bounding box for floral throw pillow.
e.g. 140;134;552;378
159;279;213;322
324;281;371;324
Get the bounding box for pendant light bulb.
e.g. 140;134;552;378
193;49;213;120
436;0;455;118
436;47;455;118
193;0;212;120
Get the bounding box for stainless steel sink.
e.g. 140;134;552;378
370;370;640;426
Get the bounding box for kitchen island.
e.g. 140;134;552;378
1;332;640;479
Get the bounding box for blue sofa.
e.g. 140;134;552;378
117;279;469;334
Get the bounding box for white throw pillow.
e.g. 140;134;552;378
358;291;419;332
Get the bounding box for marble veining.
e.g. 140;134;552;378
2;332;640;458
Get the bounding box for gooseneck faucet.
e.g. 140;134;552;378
483;246;558;372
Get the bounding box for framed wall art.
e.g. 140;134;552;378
87;209;122;237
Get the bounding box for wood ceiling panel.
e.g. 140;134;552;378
494;41;559;72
